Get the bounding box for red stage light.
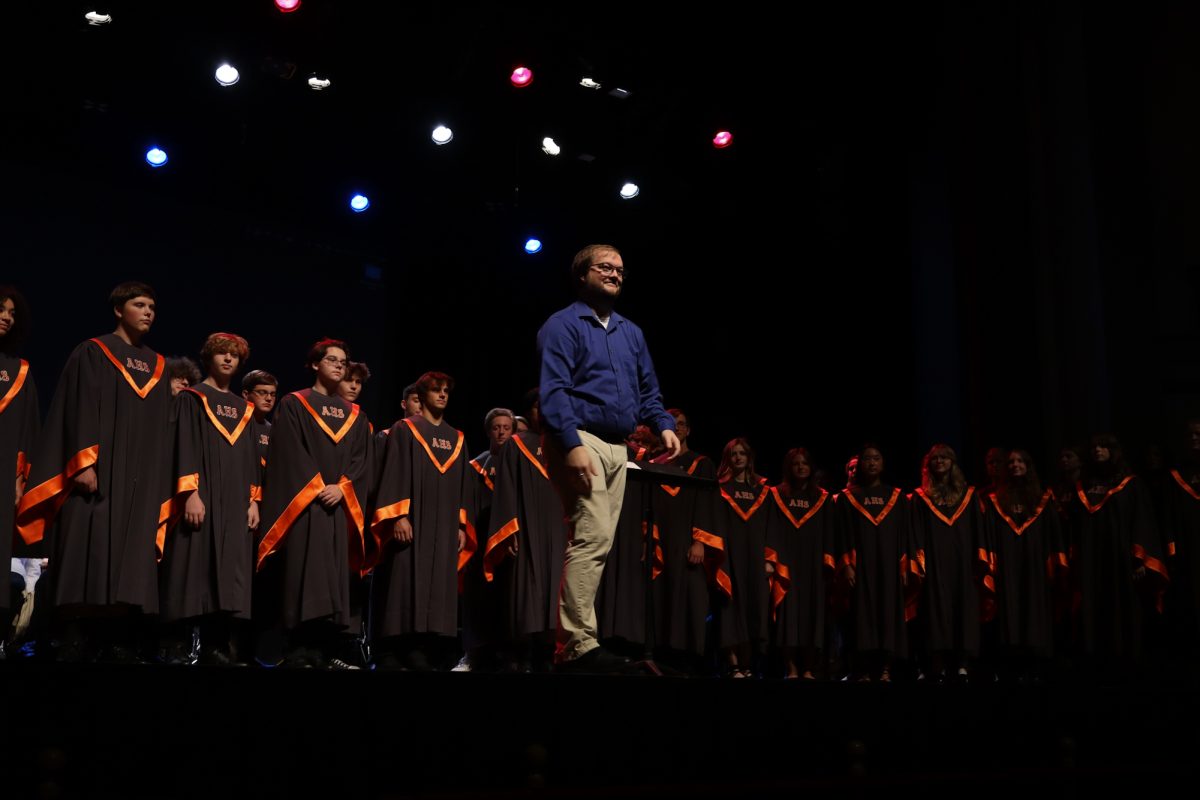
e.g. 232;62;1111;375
511;67;534;88
713;131;734;149
275;0;301;12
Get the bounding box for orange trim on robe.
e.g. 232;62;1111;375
842;488;901;526
402;417;464;474
988;490;1055;536
294;392;361;444
1076;476;1135;514
512;434;549;480
458;507;477;573
1132;543;1170;613
718;481;770;522
771;487;829;528
250;485;262;503
644;522;664;581
661;455;705;497
156;472;200;557
0;360;29;415
764;546;790;619
16;445;100;545
692;527;732;597
89;338;164;399
1170;469;1200;502
183;388;254;446
469;459;494;492
483;517;520;582
256;474;324;570
340;476;367;576
914;486;975;527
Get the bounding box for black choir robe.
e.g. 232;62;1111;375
1162;468;1200;642
256;389;369;630
461;449;499;652
158;384;259;622
709;477;771;651
17;335;170;613
839;485;910;658
766;484;835;650
652;451;718;656
1;355;39;608
370;415;473;638
985;489;1066;656
909;487;990;656
596;450;652;648
1068;475;1168;658
485;430;568;639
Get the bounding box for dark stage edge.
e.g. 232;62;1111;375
2;663;1198;799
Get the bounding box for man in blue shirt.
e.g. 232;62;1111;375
538;244;681;672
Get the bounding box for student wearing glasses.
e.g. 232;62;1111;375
537;244;681;673
255;339;370;669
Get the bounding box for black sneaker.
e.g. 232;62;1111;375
327;657;362;671
555;647;631;674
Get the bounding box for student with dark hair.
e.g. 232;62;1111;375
338;361;371;405
767;447;835;680
985;449;1065;682
241;369;278;473
255;339;369;669
0;286;39;634
17;281;171;661
485;406;568;673
370;371;472;670
159;332;259;664
1069;434;1168;672
166;357;202;396
457;407;514;672
839;444;909;682
400;383;422;418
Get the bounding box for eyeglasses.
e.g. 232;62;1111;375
249;389;277;398
321;356;349;367
590;262;626;279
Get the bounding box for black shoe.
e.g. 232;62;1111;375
327;657;362;671
555;647;631;674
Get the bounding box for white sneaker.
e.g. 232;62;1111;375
451;655;471;672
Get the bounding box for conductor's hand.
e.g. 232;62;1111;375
660;429;682;461
317;483;344;508
185;490;205;529
73;465;98;495
687;541;704;565
566;446;597;495
393;516;413;544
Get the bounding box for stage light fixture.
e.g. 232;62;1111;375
432;125;454;145
525;238;543;254
215;64;240;86
619;182;640;199
145;148;168;167
350;194;370;212
580;77;601;89
541;137;561;156
275;0;301;12
713;131;733;149
511;67;533;88
307;75;331;91
85;11;112;25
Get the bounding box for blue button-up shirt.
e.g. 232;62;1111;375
537;300;676;451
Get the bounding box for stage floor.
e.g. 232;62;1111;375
3;662;1199;798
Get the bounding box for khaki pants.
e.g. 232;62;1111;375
545;430;628;662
